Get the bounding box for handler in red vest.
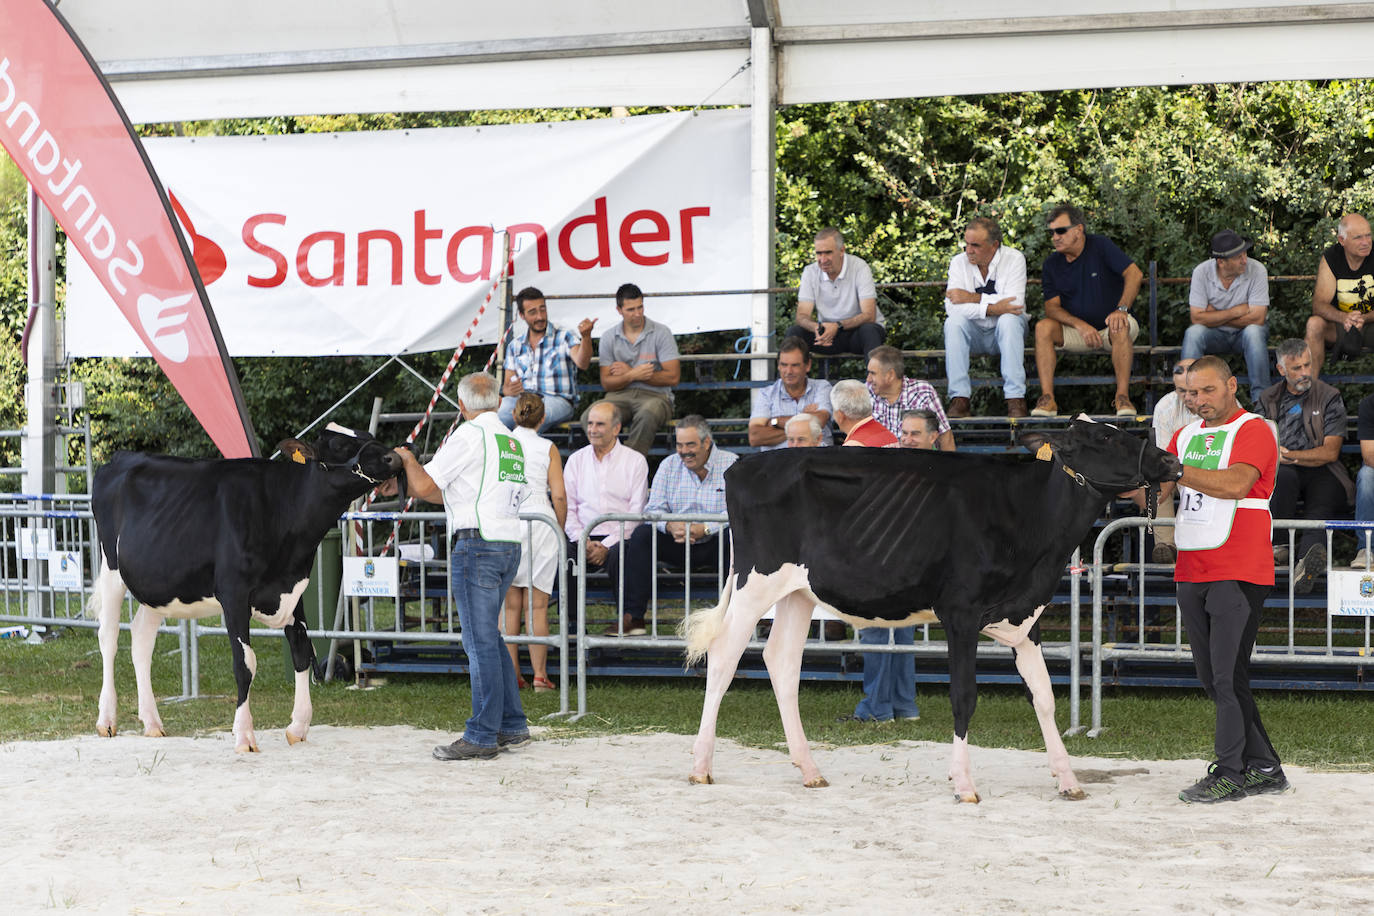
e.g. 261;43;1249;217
1165;355;1287;803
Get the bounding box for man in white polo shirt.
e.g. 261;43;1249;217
785;227;886;358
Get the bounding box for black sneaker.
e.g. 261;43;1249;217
1294;544;1327;595
1244;764;1290;795
497;730;532;750
432;737;498;761
1179;771;1247;804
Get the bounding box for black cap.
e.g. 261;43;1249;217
1210;229;1253;259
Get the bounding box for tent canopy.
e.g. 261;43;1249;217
65;1;1374;121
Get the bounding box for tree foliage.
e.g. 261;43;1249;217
5;82;1374;466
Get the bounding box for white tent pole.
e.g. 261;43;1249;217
748;24;777;411
23;187;57;497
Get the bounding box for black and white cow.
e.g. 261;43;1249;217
683;418;1182;802
89;423;405;752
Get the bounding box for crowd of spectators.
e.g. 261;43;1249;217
481;206;1374;660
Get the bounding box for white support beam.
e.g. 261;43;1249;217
23;190;56;498
748;26;777;415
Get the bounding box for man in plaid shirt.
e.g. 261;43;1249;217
865;346;954;450
604;415;737;636
498;287;595;432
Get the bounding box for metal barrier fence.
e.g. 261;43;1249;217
1087;517;1374;736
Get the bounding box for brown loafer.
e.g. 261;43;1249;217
1030;394;1058;417
947;396;972;418
1006;397;1028;418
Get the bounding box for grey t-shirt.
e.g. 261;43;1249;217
1188;258;1270;312
798;253;885;325
598;316;680;399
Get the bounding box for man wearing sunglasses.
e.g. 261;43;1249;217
1031;204;1144;418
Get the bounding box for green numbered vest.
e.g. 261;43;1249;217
474;425;529;544
1175;412;1270;552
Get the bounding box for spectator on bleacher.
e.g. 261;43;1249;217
832;380;897;447
785;414;824;447
1306;213;1374;367
748;336;834;450
785;227;886;357
605;415;736;637
564;400;649;625
865;346;954;450
898;408;942;450
1356;393;1374;567
1031;204;1144;418
1183;230;1271;403
1150;359;1201;565
1255;339;1353;593
498;287;595;432
502;393;568;693
585;282;681;456
942;217;1029;418
841;399;931;724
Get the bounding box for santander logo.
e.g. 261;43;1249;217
169;190;227;286
136;291;193;362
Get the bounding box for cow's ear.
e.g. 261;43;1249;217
277;439;315;464
1018;431;1054;459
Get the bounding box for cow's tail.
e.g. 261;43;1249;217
83;554;122;620
681;568;735;667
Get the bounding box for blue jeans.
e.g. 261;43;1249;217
943;312;1028;399
1358;465;1374;523
498;394;575;432
452;537;526;747
853;626;919;721
1181;323;1270;402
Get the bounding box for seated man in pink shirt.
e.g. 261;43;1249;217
564;401;649;624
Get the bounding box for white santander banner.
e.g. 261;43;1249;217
66;110;751;357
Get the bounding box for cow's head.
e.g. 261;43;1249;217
1020;416;1182;513
278;422;407;502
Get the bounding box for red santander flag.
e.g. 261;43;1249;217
0;0;258;457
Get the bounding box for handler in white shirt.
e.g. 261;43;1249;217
942;217;1028;418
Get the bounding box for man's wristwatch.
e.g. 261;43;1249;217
1116;306;1129;313
769;417;779;428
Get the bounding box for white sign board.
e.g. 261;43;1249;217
18;526;53;560
66;110;753;357
343;556;399;598
1328;570;1374;616
48;551;84;590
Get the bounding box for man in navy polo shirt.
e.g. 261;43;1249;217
1031;203;1144;418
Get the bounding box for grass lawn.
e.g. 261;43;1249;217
4;625;1374;771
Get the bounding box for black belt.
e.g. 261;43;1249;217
452;528;484;540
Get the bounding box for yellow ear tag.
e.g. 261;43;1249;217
1035;443;1053;461
291;449;307;464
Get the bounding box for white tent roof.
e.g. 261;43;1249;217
63;0;1374;121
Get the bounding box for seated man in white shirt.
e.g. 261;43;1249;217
943;217;1029;418
563;401;648;627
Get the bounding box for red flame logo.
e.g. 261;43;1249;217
169;190;227;286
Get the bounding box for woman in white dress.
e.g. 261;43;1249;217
503;392;568;691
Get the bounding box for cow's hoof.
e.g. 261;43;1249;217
286;731;306;746
953;791;981;804
1059;787;1087;801
688;773;714;785
96;724;116;738
143;725;166;738
803;776;829;789
235;743;260;754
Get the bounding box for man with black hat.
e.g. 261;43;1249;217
1182;230;1271;403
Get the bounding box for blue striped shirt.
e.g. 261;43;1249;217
646;444;738;534
505;325;581;401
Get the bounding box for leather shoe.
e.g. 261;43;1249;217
947;396;972;418
433;737;498;760
1006;397;1028;418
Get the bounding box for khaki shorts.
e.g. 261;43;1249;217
1060;313;1140;352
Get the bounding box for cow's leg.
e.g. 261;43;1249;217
95;567;126;737
282;611;315;746
130;605;166;737
764;592;827;788
944;622;981;803
689;591;767;785
1011;635;1086;800
224;605;259;753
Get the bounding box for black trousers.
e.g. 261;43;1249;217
1270;464;1348;554
1177;579;1281;781
621;526;723;621
785;322;885;358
